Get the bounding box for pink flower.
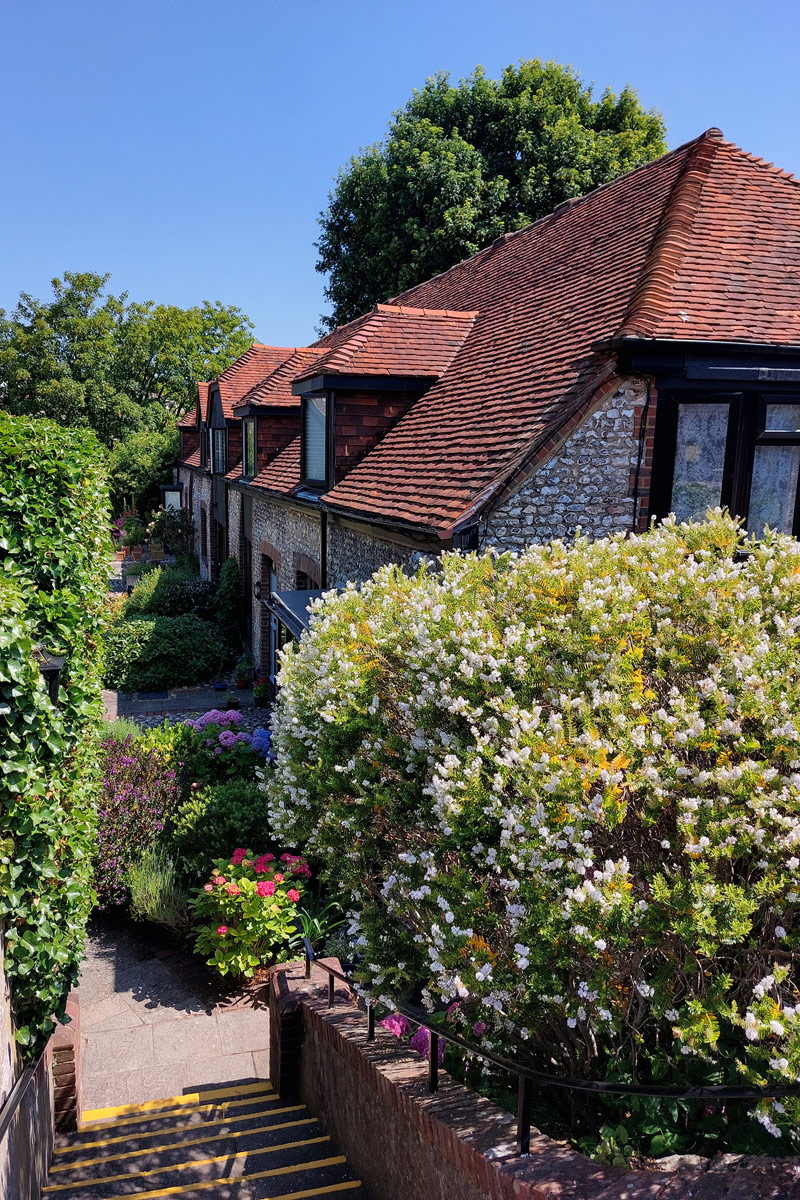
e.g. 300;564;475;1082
257;881;276;897
446;1002;461;1023
231;848;246;865
212;876;225;886
273;872;284;883
472;1021;487;1037
262;853;275;862
380;1013;410;1038
280;853;294;862
287;888;300;902
225;883;240;896
203;883;213;893
217;925;228;936
410;1027;445;1064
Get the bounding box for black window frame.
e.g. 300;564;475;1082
243;417;257;479
652;390;800;537
200;429;208;469
210;427;228;476
300;391;332;490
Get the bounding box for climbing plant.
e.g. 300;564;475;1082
0;412;110;1053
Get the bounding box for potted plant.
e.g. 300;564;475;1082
122;516;146;561
235;651;253;689
253;680;271;707
224;689;241;711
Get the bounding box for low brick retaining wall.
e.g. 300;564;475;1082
269;961;800;1200
52;991;81;1133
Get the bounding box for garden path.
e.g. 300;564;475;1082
78;920;271;1111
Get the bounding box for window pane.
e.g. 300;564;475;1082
764;404;800;433
304;395;327;482
670;403;730;522
747;444;800;535
244;421;256;477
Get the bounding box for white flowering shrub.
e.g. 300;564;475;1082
268;513;800;1154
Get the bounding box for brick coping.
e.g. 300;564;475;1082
271;962;800;1200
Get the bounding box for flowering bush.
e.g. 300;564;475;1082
95;735;183;906
190;850;308;976
268;512;800;1154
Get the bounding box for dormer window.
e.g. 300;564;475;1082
243;418;257;478
302;394;328;486
211;428;227;475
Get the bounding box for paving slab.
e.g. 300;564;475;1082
79;920;270;1111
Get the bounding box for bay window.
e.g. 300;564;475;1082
659;393;800;536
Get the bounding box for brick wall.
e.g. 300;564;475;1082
228;488;242;565
269;962;800;1200
182;470;212;580
179;427;199;460
333;390;419;484
228;422;242;471
484;378;654;552
250;495;322;671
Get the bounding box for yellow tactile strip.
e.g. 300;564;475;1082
80;1080;273;1125
76;1155;352;1200
49;1116;317;1171
43;1138;333;1192
57;1101;304;1150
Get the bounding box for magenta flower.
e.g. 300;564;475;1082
217;925;228;936
257;880;276;897
472;1021;487;1037
409;1026;445;1064
287;888;300;902
380;1013;410;1038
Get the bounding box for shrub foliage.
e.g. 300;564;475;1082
269;513;800;1152
0;412;109;1052
103;613;221;690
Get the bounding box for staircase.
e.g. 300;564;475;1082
45;1080;366;1200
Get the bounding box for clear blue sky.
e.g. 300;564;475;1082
2;0;799;345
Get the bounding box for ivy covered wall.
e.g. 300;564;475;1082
0;412;110;1054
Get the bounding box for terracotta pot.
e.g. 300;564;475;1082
236;678;251;689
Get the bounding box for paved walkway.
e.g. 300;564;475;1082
78;922;271;1110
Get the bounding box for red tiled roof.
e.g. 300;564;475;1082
235;348;324;410
212;344;296;419
225;460;243;481
182;447;202;469
250;436;301;494
177;408;198;428
321;129;800;534
294;304;477;383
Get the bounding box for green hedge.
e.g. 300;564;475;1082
170;780;273;878
126;564;215;619
103;614;220;690
0;412;109;1053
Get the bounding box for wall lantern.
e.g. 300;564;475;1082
160;481;184;511
36;646;66;708
253;580;262;601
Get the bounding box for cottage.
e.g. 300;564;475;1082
177;128;800;683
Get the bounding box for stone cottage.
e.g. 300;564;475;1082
177;127;800;683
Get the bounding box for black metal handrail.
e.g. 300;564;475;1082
0;1049;47;1147
301;938;800;1156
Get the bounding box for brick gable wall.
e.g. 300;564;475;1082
257;411;301;472
333;390;421;484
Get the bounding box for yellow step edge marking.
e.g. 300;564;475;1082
80;1080;273;1124
76;1091;285;1135
43;1137;332;1192
55;1108;309;1155
50;1117;317;1171
68;1155;348;1200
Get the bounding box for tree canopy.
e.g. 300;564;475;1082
316;60;668;329
0;272;254;511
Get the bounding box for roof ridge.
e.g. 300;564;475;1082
374;302;479;319
390;131;727;309
614;129;723;339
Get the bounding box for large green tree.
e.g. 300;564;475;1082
316;60;667;328
0;272;254;511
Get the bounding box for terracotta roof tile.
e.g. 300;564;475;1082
250;436;301;495
294;304;477;383
177;408;198;428
321;129;800;533
182;447;202;469
212;344;296;419
225;460;243;481
235;348;324;410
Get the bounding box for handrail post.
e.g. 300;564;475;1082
328;971;335;1008
428;1031;439;1092
367;1003;375;1042
517;1075;532;1156
304;949;311;980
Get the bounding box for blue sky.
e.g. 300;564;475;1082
2;0;799;345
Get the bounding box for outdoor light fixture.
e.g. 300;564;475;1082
36;646;66;708
253;580;262;600
159;481;184;511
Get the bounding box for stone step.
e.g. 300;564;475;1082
48;1113;321;1181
